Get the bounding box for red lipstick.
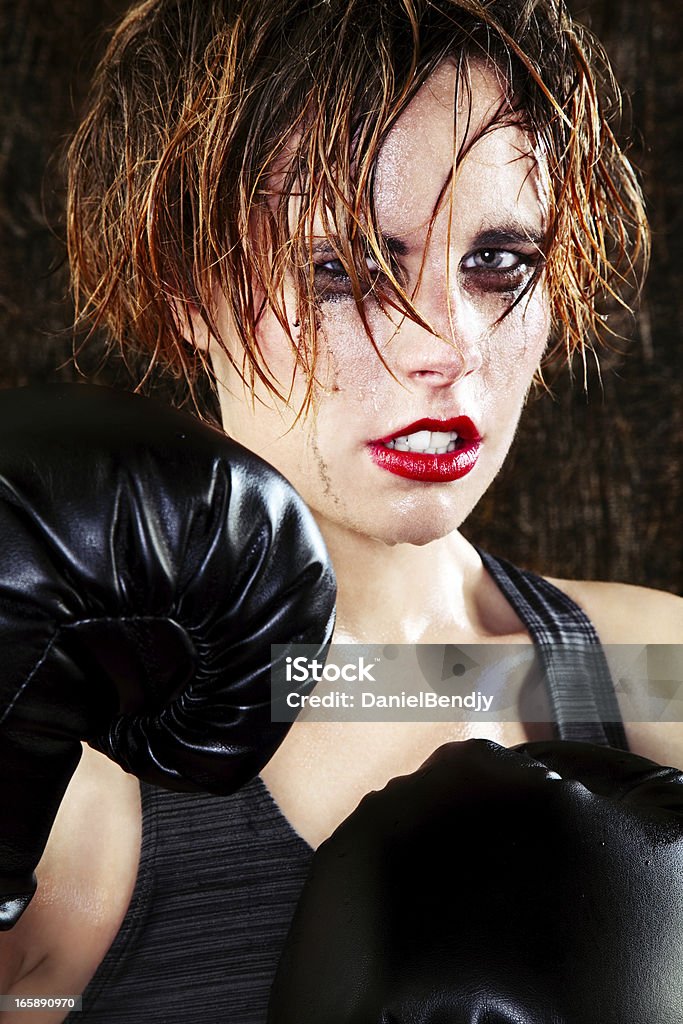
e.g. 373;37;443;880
368;417;481;482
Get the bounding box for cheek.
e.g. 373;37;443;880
312;302;387;401
482;291;550;391
253;295;361;399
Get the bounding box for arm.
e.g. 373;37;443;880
548;578;683;767
0;748;139;1021
547;576;683;644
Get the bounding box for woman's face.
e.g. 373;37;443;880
211;61;550;547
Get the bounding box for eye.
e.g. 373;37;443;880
461;249;526;271
459;247;541;295
316;258;345;277
316;256;381;278
313;255;384;300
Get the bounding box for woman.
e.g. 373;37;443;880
1;0;681;1020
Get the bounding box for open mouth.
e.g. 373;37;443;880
385;427;463;454
369;417;481;482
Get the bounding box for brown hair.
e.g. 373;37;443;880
67;0;649;414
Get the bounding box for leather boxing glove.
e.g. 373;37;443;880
269;738;683;1023
0;384;336;929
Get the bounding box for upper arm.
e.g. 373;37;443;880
0;745;141;1004
546;578;683;769
546;578;683;644
0;926;27;993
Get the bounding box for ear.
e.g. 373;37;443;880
172;300;214;353
174;296;258;409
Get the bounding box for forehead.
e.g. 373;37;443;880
274;59;547;243
371;60;545;240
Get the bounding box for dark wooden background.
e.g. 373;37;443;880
1;0;681;593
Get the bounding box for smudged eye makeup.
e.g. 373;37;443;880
313;256;383;299
459;246;543;295
311;242;543;302
309;236;409;302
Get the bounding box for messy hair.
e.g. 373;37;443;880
67;0;649;414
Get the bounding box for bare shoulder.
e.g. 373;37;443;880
0;745;140;1014
546;576;683;644
545;577;683;770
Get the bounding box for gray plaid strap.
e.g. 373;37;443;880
478;550;629;751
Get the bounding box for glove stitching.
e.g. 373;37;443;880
0;629;60;726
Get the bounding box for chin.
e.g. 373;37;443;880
308;480;476;550
368;508;467;548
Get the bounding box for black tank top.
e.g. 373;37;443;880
67;553;629;1023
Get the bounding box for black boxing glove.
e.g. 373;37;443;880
269;738;683;1023
0;384;335;929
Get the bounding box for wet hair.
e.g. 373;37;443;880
67;0;649;414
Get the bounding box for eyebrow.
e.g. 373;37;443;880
310;236;409;257
309;223;545;259
469;224;546;250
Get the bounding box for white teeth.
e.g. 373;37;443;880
431;431;453;447
385;429;461;455
407;430;431;451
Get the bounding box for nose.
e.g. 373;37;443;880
387;299;484;389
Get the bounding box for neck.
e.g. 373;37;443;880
315;519;489;644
